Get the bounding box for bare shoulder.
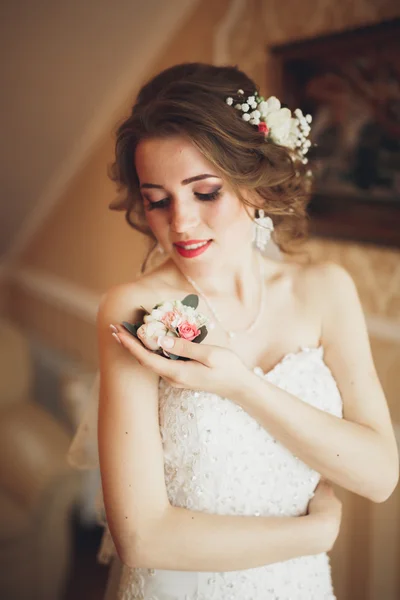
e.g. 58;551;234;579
296;260;369;353
308;260;355;288
97;266;169;329
291;259;358;305
97;281;149;329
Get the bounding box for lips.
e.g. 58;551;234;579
174;239;210;248
174;239;213;258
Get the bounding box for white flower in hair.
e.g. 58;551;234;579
265;107;293;146
259;96;281;117
226;89;313;165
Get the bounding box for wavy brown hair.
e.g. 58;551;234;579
109;63;311;269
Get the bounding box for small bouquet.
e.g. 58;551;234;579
122;295;209;361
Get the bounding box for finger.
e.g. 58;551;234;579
158;335;216;365
116;329;182;379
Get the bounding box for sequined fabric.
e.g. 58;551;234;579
118;346;343;599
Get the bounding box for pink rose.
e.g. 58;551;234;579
258;122;269;135
177;320;200;341
161;310;182;330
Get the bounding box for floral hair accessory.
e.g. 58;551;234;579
122;295;209;360
225;90;312;164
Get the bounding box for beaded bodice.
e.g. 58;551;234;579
159;345;342;520
118;345;343;600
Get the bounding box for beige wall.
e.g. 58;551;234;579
7;0;231;366
17;0;231;292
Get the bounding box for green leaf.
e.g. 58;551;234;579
160;350;190;361
181;294;199;309
192;325;208;344
121;321;140;338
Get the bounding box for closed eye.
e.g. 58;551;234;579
146;188;222;211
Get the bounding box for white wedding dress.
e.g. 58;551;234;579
115;344;343;600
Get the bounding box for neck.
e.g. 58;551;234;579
177;247;263;310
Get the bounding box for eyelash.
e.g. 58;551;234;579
146;189;222;211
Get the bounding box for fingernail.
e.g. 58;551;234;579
112;332;122;344
159;336;174;349
109;324;118;333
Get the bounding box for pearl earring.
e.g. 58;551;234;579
252;210;274;252
156;243;165;254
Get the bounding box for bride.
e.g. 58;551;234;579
69;63;398;599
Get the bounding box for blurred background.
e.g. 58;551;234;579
0;1;399;599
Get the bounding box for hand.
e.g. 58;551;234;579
112;324;249;398
307;479;342;552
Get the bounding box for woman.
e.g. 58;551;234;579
71;63;398;599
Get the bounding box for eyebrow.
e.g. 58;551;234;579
140;173;220;190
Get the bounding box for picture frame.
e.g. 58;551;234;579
269;19;400;248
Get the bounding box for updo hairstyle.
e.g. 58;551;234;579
109;62;311;267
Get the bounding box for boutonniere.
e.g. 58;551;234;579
122;294;209;360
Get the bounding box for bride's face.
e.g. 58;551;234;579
135;136;254;271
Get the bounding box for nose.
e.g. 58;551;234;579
169;199;200;234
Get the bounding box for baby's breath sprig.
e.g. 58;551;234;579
226;89;313;165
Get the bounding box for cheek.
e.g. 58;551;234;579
209;195;251;234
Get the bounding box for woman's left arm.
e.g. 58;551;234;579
234;262;399;503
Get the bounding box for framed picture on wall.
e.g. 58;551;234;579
270;18;400;248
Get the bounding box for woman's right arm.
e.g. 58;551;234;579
98;285;341;572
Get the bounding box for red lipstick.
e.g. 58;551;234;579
174;239;212;258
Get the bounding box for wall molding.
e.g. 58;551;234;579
0;0;199;278
11;267;400;343
366;314;400;344
12;268;101;323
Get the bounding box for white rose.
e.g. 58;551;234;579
149;301;174;321
137;321;168;351
179;304;209;328
259;96;281;118
266;108;293;145
258;101;269;117
266;96;281;111
180;305;202;326
143;313;157;323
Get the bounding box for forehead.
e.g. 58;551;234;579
135;136;217;183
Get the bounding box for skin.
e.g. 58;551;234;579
97;135;398;570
